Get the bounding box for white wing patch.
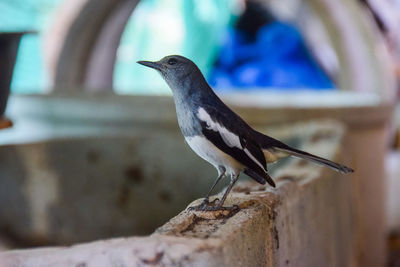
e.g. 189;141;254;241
197;107;242;149
197;107;267;172
244;148;265;170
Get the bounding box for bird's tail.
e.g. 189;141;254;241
274;146;354;174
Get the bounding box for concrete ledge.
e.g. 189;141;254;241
0;121;356;266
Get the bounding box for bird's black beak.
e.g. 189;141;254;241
137;60;162;70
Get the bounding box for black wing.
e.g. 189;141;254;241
197;105;274;186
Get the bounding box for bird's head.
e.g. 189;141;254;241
138;55;203;94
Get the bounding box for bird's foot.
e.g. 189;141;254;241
188;198;218;211
194;204;240;212
188;198;240;212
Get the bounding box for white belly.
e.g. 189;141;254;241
185;135;243;176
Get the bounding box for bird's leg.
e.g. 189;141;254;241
202;166;226;205
189;168;225;211
215;173;240;209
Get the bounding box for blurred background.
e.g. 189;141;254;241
1;0;400;266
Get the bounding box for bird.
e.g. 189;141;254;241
137;55;353;210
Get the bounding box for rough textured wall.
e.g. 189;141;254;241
1;121;359;266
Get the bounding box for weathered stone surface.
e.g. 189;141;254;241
0;94;390;266
0;120;358;266
387;151;400;233
0;134;220;245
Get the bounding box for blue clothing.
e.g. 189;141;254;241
208;22;334;90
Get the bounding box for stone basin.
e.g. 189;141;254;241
0;92;392;267
0;93;304;247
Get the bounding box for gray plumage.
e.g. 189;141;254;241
138;55;353;210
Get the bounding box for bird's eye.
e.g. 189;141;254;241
168;58;177;65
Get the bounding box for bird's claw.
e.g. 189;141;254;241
188;198;240;212
188;197;218;211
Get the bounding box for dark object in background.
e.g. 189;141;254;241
235;1;275;42
0;32;27;128
388;233;400;267
209;1;334;89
